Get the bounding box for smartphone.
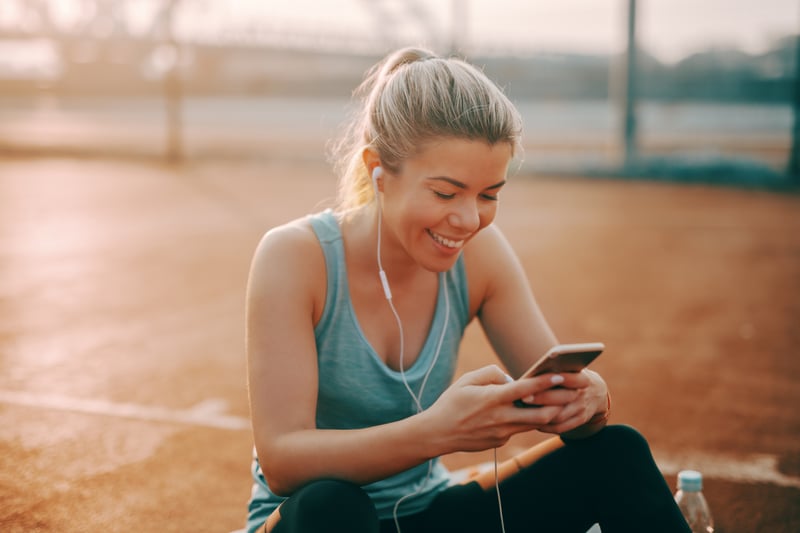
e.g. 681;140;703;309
514;342;604;407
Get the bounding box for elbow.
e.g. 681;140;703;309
255;444;299;497
261;464;295;497
254;427;321;496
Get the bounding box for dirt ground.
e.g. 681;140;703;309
0;156;798;532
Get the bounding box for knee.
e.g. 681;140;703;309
270;480;378;533
603;424;647;443
293;479;375;517
599;424;654;458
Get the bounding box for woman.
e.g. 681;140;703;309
244;47;690;533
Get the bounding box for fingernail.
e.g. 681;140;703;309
504;373;514;383
551;375;565;385
523;394;535;403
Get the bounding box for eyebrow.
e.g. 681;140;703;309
428;176;507;191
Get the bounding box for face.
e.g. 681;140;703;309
378;137;513;272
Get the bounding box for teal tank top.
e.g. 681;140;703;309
247;209;471;530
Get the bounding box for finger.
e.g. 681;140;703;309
503;374;568;405
553;369;593;390
540;414;588;435
547;401;586;425
458;364;514;387
508;404;562;427
521;386;579;407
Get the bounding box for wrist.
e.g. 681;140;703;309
413;407;451;459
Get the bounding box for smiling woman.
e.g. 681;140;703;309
241;46;691;533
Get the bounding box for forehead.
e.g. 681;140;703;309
402;138;513;185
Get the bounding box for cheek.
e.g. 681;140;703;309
410;196;442;223
478;202;498;228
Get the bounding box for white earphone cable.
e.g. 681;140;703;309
494;447;507;533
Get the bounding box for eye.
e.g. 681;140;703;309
480;193;499;201
433;190;456;200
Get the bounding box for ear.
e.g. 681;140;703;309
362;148;382;183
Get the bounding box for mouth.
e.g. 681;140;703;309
427;229;465;249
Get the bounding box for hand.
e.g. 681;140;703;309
422;365;574;454
532;369;609;436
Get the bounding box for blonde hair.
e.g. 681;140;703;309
329;47;523;210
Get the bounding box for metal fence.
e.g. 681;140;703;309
0;0;796;185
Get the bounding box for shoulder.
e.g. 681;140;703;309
247;215;327;314
463;223;520;277
251;216;322;271
462;224;523;312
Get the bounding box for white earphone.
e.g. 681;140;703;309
372;166;392;301
372;165;382;192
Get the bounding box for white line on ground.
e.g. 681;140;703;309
0;389;250;431
2;390;798;490
656;450;800;489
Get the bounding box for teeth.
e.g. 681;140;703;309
429;230;464;249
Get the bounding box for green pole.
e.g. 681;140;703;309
622;0;638;169
788;32;799;181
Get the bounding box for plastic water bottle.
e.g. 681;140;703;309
674;470;714;533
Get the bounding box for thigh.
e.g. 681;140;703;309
381;434;610;533
382;475;592;533
499;425;689;533
380;482;499;533
380;426;687;533
493;445;602;533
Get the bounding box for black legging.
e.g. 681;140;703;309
268;425;691;533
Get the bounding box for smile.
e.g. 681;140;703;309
427;229;465;249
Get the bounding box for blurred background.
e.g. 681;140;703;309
1;2;800;532
0;0;797;183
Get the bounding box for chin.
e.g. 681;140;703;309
420;251;463;273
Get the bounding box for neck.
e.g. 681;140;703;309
345;204;428;288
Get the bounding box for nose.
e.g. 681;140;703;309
448;198;481;233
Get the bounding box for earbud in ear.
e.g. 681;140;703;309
371;166;383;196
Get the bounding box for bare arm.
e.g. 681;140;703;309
465;224;609;436
465;224;558;376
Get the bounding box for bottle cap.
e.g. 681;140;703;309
677;470;703;492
